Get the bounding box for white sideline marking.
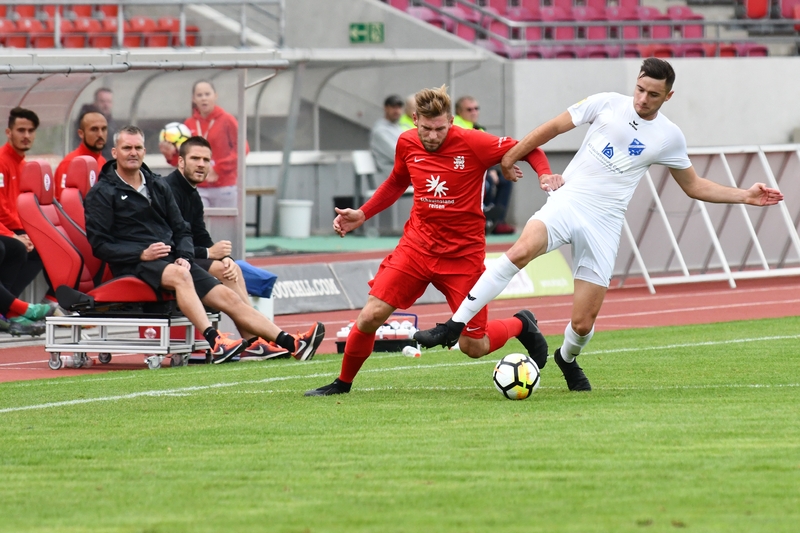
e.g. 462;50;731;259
2;333;798;414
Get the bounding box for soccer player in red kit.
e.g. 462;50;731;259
305;85;553;396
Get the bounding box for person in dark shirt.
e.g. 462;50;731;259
164;136;293;360
85;126;325;364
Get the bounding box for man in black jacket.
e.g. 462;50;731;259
85;126;324;363
165;136;296;360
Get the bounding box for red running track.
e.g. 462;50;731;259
1;253;798;383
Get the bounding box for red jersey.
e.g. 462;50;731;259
361;126;551;258
0;142;25;234
53;143;106;200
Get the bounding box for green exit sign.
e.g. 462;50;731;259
349;22;384;44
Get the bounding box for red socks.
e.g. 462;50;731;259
486;317;524;353
7;299;29;318
338;324;375;383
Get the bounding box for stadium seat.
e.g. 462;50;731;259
70;5;94;18
102;17;141;47
505;5;540;21
387;0;410;10
407;6;449;31
703;43;738;57
540;6;578;59
735;42;769;56
639;43;677;58
484;19;527;58
12;5;37;19
744;0;770;18
57;157;111;286
0;19;17;47
0;6;5;18
64;18;100;48
128;16;158;47
618;0;641;8
41;5;64;18
15;18;48;48
98;5;119;17
483;0;508;16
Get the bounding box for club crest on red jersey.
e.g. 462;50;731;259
453;156;465;170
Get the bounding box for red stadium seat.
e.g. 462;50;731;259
15;18;48;48
387;0;410;10
13;5;37;19
57;157;111;285
102;17;141;47
744;0;770;18
639;43;677;58
703;43;738;57
128;16;158;46
505;6;540;21
0;6;5;17
41;5;65;18
98;5;118;17
618;0;641;8
407;6;449;31
735;42;769;56
780;0;800;18
540;6;577;59
0;19;18;46
70;5;94;18
64;17;102;48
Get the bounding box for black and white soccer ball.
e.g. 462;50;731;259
493;353;541;400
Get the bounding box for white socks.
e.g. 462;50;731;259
452;254;520;324
559;322;594;363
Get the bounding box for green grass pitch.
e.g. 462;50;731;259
1;317;798;532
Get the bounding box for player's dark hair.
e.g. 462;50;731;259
179;135;212;158
78;105;105;129
639;58;676;91
8;107;39;130
114;125;145;146
416;85;451;119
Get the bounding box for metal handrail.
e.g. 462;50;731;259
1;0;284;50
414;0;800;50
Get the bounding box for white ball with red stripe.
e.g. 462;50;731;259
493;353;540;400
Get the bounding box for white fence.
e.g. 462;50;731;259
617;144;800;293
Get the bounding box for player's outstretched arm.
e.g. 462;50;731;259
500;111;575;181
670;167;784;206
332;207;366;238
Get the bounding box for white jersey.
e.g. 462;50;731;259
558;92;691;217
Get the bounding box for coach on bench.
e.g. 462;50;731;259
84;126;324;364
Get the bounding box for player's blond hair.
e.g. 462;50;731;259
415;85;451;119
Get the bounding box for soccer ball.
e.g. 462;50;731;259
159;122;191;147
493;353;540;400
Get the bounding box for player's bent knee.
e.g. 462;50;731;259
459;337;486;359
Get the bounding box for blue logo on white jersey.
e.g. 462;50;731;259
628;139;645;156
602;143;614;159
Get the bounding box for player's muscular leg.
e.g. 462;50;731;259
356;295;396;334
161;264;212;331
458;335;491;359
571;280;607;335
506;219;549;268
202;285;282;341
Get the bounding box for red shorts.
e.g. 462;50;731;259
368;241;488;339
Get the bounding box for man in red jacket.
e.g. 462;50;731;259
305;85;551;396
0;107;44;297
54;106;107;200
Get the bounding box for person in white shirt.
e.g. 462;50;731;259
414;58;785;391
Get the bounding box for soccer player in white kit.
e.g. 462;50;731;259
414;58;784;391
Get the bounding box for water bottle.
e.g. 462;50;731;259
402;345;421;358
62;355;76;368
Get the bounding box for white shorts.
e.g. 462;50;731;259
530;192;624;288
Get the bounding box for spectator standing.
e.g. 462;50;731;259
55;107;107;200
77;87;116;161
160;80;247;208
164;136;302;361
0;107;44;296
369;94;405;183
454;95;516;235
398;94;416;131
